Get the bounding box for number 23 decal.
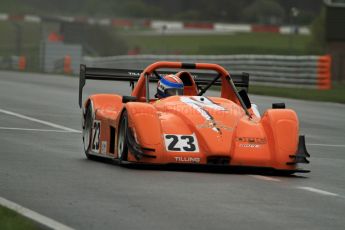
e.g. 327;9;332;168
91;120;101;152
164;134;199;152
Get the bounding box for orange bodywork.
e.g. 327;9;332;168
83;61;307;172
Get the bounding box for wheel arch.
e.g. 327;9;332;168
261;109;299;169
125;102;163;148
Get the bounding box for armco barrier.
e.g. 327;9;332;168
0;56;26;71
42;42;82;74
317;55;332;90
83;54;332;89
54;55;72;74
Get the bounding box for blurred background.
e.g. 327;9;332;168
0;0;344;95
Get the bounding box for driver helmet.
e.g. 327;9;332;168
156;74;184;98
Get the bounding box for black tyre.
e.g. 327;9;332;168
117;110;129;162
83;101;96;159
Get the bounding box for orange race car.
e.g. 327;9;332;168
79;61;310;174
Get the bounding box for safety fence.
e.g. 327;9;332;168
0;56;26;71
83;54;332;90
53;56;72;74
41;41;82;74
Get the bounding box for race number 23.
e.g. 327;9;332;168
164;134;199;152
91;120;101;152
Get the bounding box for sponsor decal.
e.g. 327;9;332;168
174;156;201;164
239;144;260;148
235;137;267;144
180;96;228;133
197;120;233;132
236;136;266;148
101;141;107;154
181;96;226;111
164;134;199;152
128;71;140;76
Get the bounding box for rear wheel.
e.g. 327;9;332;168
83;101;96;159
117;111;128;162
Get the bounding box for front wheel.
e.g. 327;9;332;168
117;110;128;162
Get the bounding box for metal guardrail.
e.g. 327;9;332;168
41;42;82;74
83;54;332;89
53;56;72;74
0;56;26;71
53;58;65;73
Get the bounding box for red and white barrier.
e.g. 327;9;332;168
0;12;310;35
214;23;251;33
0;13;8;21
23;15;41;23
151;20;183;30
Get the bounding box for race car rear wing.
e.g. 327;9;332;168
79;64;249;107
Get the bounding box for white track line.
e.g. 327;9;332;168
250;175;281;182
251;177;343;198
297;187;339;197
0;127;80;133
0;197;74;230
0;108;80;133
307;143;345;148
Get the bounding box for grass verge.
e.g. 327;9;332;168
249;84;345;104
0;205;40;230
121;32;314;55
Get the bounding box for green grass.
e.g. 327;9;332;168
0;205;40;230
122;32;314;55
249;84;345;104
0;0;34;14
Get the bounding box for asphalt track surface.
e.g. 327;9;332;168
0;70;344;230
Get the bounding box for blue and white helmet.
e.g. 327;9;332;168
156;74;184;98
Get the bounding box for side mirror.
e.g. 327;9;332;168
238;89;251;109
122;96;137;103
272;103;286;109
